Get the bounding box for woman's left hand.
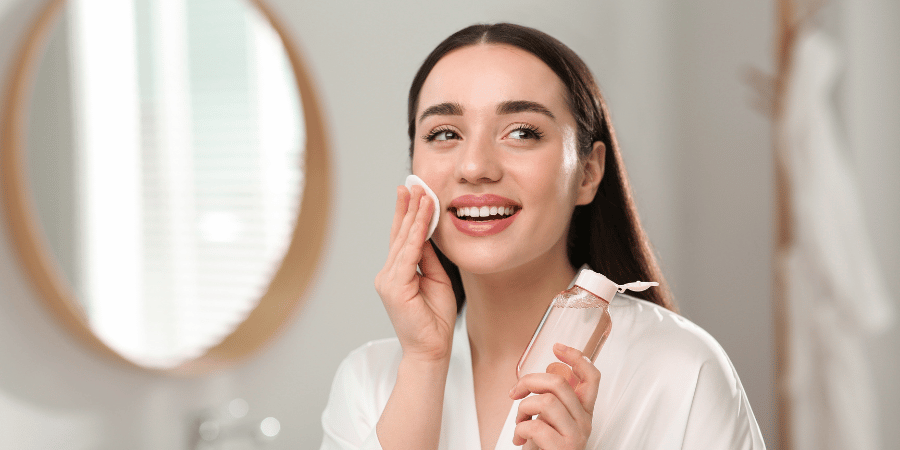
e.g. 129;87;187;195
509;343;602;449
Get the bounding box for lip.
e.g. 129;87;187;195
448;194;519;209
448;194;520;237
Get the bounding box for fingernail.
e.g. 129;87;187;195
554;342;566;352
508;386;516;398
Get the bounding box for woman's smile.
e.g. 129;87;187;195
448;194;521;236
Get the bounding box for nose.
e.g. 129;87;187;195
454;134;501;185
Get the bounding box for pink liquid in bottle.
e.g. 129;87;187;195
517;269;656;380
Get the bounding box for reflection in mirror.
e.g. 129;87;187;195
26;0;304;368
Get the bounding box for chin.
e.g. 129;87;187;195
433;239;514;275
454;258;517;276
434;234;570;280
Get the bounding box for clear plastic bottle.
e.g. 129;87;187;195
517;269;656;380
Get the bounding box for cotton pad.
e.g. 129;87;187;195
405;175;440;240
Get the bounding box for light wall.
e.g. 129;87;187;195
841;0;900;446
1;0;897;449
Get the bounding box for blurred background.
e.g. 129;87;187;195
0;0;896;449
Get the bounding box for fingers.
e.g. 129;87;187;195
395;193;433;272
514;392;584;444
419;241;451;286
513;414;570;448
377;186;427;300
509;371;584;421
416;192;435;241
552;343;602;414
389;186;411;246
546;362;579;389
418;241;457;321
509;343;602;448
381;187;436;298
386;186;425;266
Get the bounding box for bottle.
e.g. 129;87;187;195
516;269;657;381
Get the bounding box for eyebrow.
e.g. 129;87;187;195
418;102;464;124
417;100;556;124
496;100;555;119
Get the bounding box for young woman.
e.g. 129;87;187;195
321;23;765;450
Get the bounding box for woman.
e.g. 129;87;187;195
321;23;765;450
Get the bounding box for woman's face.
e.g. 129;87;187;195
412;44;599;276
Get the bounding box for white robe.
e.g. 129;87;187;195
320;294;765;449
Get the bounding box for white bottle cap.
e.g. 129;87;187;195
617;281;659;293
574;269;618;301
574;269;659;301
405;175;440;240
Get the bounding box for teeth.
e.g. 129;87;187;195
455;206;517;219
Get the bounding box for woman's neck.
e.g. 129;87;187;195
462;252;577;368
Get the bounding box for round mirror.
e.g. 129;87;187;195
1;0;330;374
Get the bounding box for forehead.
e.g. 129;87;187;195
417;44;568;117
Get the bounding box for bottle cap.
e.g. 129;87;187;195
574;269;618;301
405;175;440;240
574;269;658;301
617;281;659;293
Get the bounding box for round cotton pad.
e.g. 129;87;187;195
405;175;440;240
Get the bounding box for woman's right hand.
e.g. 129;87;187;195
374;185;457;362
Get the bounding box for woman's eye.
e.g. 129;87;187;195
507;126;544;141
425;128;460;142
508;129;531;140
434;130;458;141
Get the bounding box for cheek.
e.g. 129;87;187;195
411;150;454;215
515;161;577;222
542;130;582;206
411;148;435;181
411;143;424;173
560;127;580;177
558;130;584;203
412;150;449;181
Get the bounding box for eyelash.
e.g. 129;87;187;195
423;126;459;142
508;123;544;140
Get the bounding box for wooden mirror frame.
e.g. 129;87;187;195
0;0;331;376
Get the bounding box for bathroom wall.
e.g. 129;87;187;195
840;0;900;446
1;0;896;448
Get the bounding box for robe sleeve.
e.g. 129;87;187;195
679;344;766;450
320;349;384;450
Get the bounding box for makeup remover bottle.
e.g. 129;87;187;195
517;269;657;380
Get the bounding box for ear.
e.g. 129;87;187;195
575;141;605;206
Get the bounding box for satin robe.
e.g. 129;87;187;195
321;294;765;449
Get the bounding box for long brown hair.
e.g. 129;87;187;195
408;23;676;313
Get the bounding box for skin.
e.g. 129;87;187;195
374;43;605;450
